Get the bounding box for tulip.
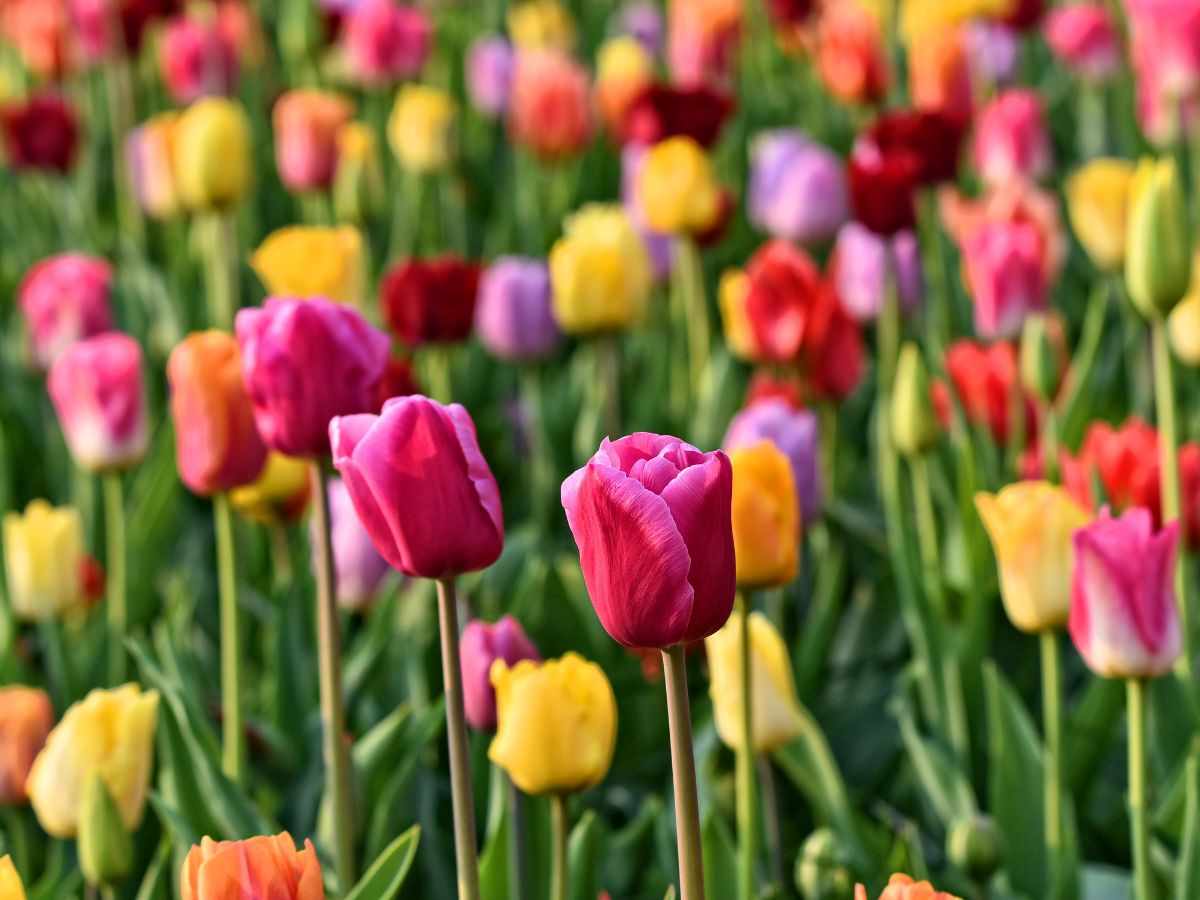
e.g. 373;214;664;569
0;856;24;900
0;0;71;79
330;396;504;578
0;687;53;805
595;36;655;133
380;256;482;347
856;873;963;900
229;452;311;525
1;93;78;173
901;0;1011;41
1060;418;1164;518
1044;4;1120;81
250;226;366;305
729;441;799;588
719;268;762;362
27;684;158;838
665;0;740;87
1169;287;1200;365
474;256;563;362
273;90;354;193
1126;157;1192;319
3;500;85;623
1126;0;1200;102
961;220;1047;339
548;204;653;334
705;611;803;752
747;131;849;245
47;333;148;472
507;0;576;51
78;771;133;887
126;113;182;220
723;398;821;524
891;344;939;458
973;89;1053;186
69;0;174;60
908;26;973;122
940;181;1066;283
488;653;616;794
1019;313;1064;404
938;340;1037;447
181;833;324;900
975;482;1092;632
815;3;889;105
616;1;664;53
508;49;593;163
310;478;391;611
461;616;541;731
1065;158;1136;272
388;84;456;174
848;134;920;236
829;223;922;323
18;253;113;370
964;21;1022;88
620;82;733;149
159;13;238;104
561;432;734;648
237;297;390;458
797;830;855;900
636;136;723;236
174;97;252;212
465;37;515;118
343;0;431;85
869;109;967;186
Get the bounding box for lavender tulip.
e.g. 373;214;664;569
723;399;822;524
748;130;849;245
474;257;562;362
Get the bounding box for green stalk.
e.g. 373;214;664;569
102;472;126;685
1127;678;1155;900
519;366;552;531
214;494;243;783
269;523;293;593
661;644;707;900
677;237;711;401
1041;630;1065;899
1043;407;1061;485
436;577;482;900
550;793;569;900
102;54;143;253
507;776;528;900
736;592;759;900
201;212;239;332
310;464;357;889
597;337;621;440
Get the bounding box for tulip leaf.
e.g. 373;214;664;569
343;825;421;900
567;810;607;900
701;811;738;900
1175;740;1200;900
133;837;173;900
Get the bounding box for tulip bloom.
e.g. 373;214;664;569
489;653;617;795
1126;157;1192;319
330;396;504;578
747;131;848;245
461;616;541;731
126;113;182;219
636;136;724;236
507;0;576;51
975;482;1092;632
1069;508;1182;678
829;223;922;323
848;136;920;237
936;340;1037;447
380;256;482;346
168;331;268;496
174;97;252;212
561;433;735;648
1;93;78;173
343;0;431;85
815;3;889;105
665;0;740;87
250;226;365;305
909;26;973;121
3;500;85;622
47;333;148;472
237;298;389;458
856;873;963;900
617;1;665;53
310;478;391;611
181;833;324;900
0;855;24;900
705;611;804;753
730;441;799;588
273;90;354;193
973;90;1053;186
388;84;456;174
620;82;733;149
0;686;53;805
18;253;113;370
719;269;762;362
868;109;967;186
1044;4;1120;81
159;13;238;104
723;398;821;524
595;36;655;133
465;37;515;117
27;684;158;838
1065;158;1135;272
961;220;1048;339
229;452;311;525
474;257;562;361
508;49;593;163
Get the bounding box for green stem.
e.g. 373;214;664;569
677;237;710;401
1127;678;1154;900
1043;407;1061;485
597;337;621;440
311;464;356;889
37;619;72;710
1059;279;1111;445
757;756;785;893
661;644;707;900
918;189;951;356
437;577;481;900
736;593;759;900
910;456;946;620
507;776;528;900
202;212;239;331
1041;630;1065;899
550;793;569;900
269;523;293;593
519;366;552;531
214;494;243;783
103;472;126;685
102;54;143;253
423;346;453;404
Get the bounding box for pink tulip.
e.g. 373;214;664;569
1127;0;1200;101
236;297;390;458
18;253;113;369
159;13;238;104
1043;4;1120;82
343;0;431;85
329;395;505;578
311;477;393;611
973;89;1053;185
1069;508;1181;678
561;433;735;649
47;332;148;472
962;220;1047;339
272;90;354;192
460;616;540;730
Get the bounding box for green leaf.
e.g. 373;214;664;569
701;812;738;900
567;810;607;900
133;838;173;900
1175;740;1200;899
343;826;421;900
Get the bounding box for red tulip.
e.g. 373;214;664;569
847;134;920;236
868;109;966;186
2;93;78;173
935;339;1037;447
508;49;593;163
380;256;482;347
375;357;421;412
620;82;733;149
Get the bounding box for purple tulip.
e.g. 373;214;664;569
829;222;923;323
474;257;563;362
615;2;664;55
311;477;393;611
965;21;1021;88
748;130;849;245
330;396;505;578
723;399;822;524
236;297;390;458
466;37;515;118
1069;508;1181;678
460;616;540;730
561;433;735;649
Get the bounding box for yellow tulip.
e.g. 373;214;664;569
974;482;1092;633
900;0;1010;43
1065;159;1135;272
1126;157;1192;319
637;137;723;237
719;269;760;362
228;452;311;526
549;204;652;334
3;500;84;622
705;611;805;753
731;441;800;588
251;225;366;305
27;684;159;838
0;856;25;900
388;85;457;175
174;97;252;212
507;0;576;51
334;122;384;225
1170;282;1200;366
488;653;616;795
595;36;654;130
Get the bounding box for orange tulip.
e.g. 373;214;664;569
181;833;324;900
855;873;963;900
816;4;889;105
909;27;973;121
0;687;53;805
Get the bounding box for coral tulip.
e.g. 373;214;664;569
273;90;354;193
0;687;53;805
508;49;593;162
181;833;324;900
18;253;113;370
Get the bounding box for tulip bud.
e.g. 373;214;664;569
0;855;26;900
1126;157;1191;319
1019;313;1061;402
174;97;252;212
891;343;938;457
946;815;1003;880
795;828;854;900
78;774;133;887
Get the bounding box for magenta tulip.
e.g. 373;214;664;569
1069;508;1182;679
961;220;1047;340
18;253;113;370
330;395;505;578
561;433;735;649
47;333;148;472
460;616;540;730
236;297;390;458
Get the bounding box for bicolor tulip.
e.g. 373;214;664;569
508;49;593;162
595;36;655;133
250;226;365;305
723;397;821;524
343;0;431;86
330;396;504;578
0;686;53;805
973;89;1053;185
310;478;391;611
1125;157;1192;319
380;256;482;346
229;452;311;525
1065;158;1135;272
3;500;85;622
1;93;78;174
561;432;735;648
465;37;515;118
126;114;182;220
474;256;562;361
174;97;252;211
729;441;800;588
18;253;113;370
272;90;354;193
1044;4;1120;81
461;616;541;731
829;223;922;323
388;84;456;174
747;130;848;245
636;136;723;236
488;653;617;795
27;684;158;838
47;333;148;472
181;833;324;900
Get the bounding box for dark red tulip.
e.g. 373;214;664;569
768;0;815;27
1003;0;1045;30
620;82;733;148
2;94;79;174
847;133;920;236
376;357;421;411
868;108;966;185
380;256;482;347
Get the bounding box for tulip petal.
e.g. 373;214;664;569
445;402;505;540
